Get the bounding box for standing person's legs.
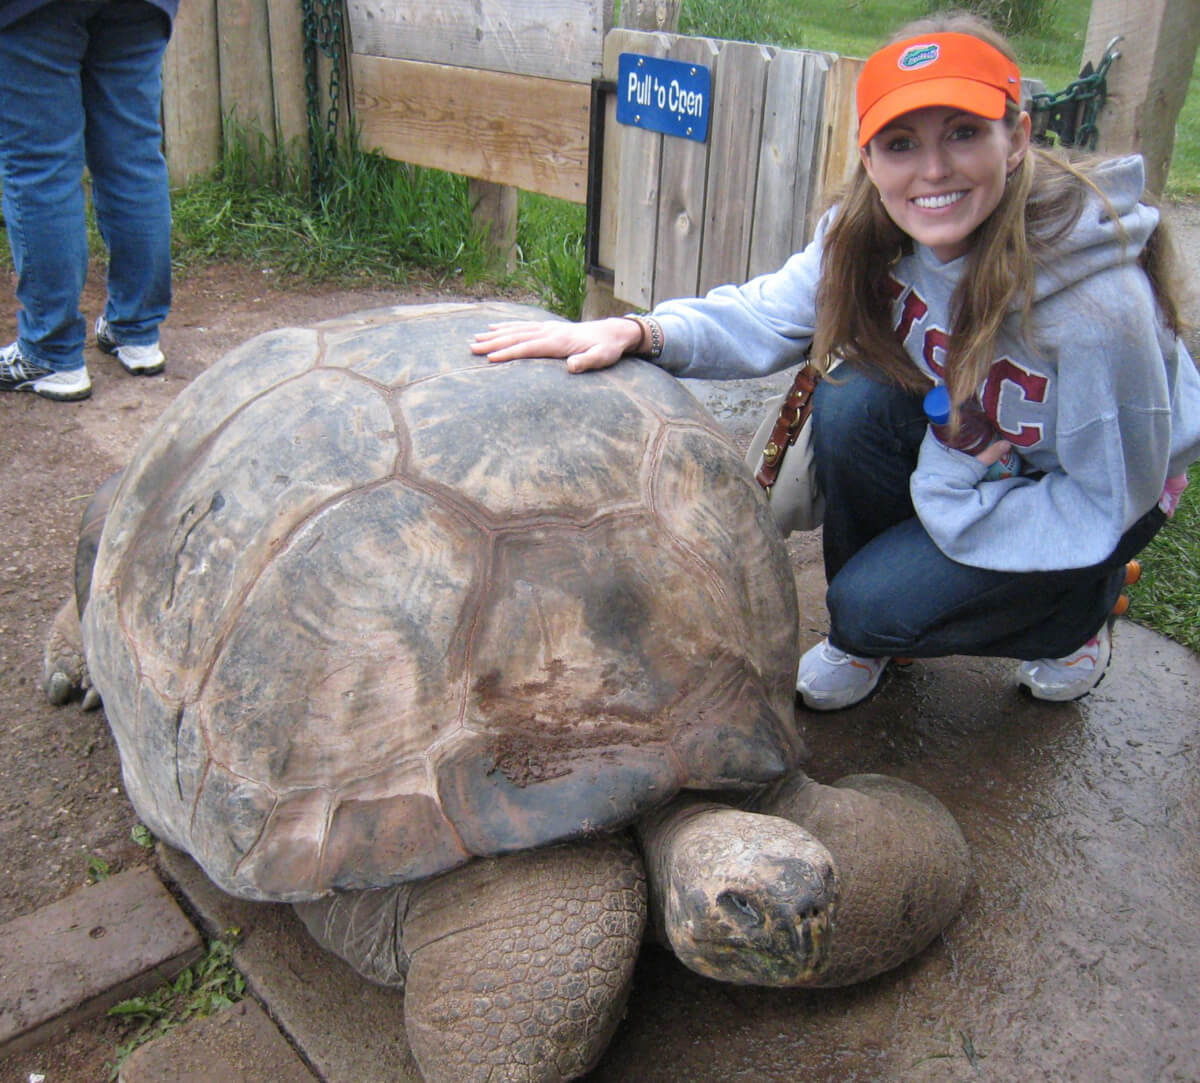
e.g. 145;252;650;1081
0;6;91;378
83;1;171;364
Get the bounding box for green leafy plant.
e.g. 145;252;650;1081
85;854;111;884
107;929;246;1078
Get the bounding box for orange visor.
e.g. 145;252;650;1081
857;32;1021;147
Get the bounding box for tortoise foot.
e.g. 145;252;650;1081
42;595;98;708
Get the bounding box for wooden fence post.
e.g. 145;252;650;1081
469;179;519;274
1081;0;1200;194
162;0;221;185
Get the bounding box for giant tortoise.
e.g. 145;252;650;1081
44;303;969;1082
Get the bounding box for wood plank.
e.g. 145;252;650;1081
217;0;277;149
0;868;202;1056
161;0;221;185
697;40;772;295
267;0;308;156
747;48;830;277
346;0;610;83
1082;0;1200;194
816;54;864;206
792;51;834;245
609;29;670;308
352;54;591;202
651;35;719;303
594;66;622;274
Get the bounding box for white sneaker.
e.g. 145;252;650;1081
1017;621;1113;702
0;342;91;401
796;638;889;711
95;316;165;375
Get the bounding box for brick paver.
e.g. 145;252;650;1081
0;866;202;1055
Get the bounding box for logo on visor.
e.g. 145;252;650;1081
898;43;940;70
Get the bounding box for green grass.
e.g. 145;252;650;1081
1128;463;1200;653
106;929;246;1079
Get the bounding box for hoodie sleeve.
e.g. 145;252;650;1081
646;209;833;380
910;265;1177;572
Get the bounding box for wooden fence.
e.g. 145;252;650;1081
160;2;864;310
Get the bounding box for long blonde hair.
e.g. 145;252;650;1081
811;12;1184;415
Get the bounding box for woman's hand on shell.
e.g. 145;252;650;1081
470;318;642;374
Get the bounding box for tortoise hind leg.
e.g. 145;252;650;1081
42;469;124;708
402;835;645;1083
43;595;93;706
751;772;970;987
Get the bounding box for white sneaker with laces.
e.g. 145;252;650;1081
1017;620;1113;702
796;637;889;711
95;316;165;375
0;342;91;400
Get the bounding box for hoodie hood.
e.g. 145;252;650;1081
1032;155;1158;302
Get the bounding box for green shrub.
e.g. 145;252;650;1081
924;0;1060;37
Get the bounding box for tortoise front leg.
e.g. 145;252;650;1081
298;834;646;1083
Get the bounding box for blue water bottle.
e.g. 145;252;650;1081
923;385;1020;481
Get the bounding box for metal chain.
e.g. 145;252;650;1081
1030;36;1122;151
301;0;345;194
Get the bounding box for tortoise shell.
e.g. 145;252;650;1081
83;303;802;902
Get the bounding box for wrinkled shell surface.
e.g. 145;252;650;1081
83;303;802;901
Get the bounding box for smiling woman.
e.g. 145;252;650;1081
470;11;1200;716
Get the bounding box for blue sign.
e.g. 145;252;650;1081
616;52;711;143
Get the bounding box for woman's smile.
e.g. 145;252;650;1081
912;190;968;210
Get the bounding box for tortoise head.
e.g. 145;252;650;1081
641;804;839;987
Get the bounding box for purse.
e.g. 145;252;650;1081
744;360;832;534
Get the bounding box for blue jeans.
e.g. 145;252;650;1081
811;364;1165;661
0;1;171;372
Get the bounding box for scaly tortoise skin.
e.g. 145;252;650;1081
47;303;969;1083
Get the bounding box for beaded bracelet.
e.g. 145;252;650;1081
622;314;663;360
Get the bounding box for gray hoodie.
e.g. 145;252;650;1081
650;155;1200;572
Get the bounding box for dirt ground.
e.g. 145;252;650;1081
1;199;1198;1082
0;261;516;1081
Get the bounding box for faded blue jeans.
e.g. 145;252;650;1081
0;1;172;372
811;363;1165;661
